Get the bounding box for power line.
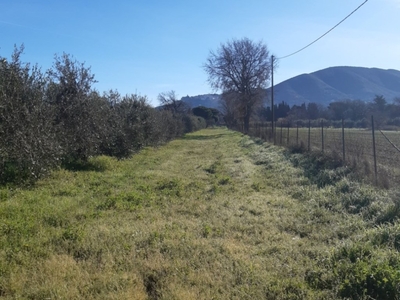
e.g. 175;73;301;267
277;0;369;60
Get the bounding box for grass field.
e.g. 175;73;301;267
1;128;400;299
251;125;400;187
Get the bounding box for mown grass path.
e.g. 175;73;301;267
0;128;397;299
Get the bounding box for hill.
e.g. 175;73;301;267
181;94;221;109
273;66;400;106
183;67;400;109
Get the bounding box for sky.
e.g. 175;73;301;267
1;0;399;106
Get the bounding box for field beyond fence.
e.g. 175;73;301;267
248;119;400;187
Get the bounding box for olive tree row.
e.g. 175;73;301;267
0;46;205;184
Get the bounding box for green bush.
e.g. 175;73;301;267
182;115;207;133
331;243;400;299
288;150;346;187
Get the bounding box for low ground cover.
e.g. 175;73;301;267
0;128;399;299
251;125;400;187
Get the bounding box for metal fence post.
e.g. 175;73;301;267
342;119;345;162
371;115;378;185
321;119;324;153
287;122;290;145
308;120;311;152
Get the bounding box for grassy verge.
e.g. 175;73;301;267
0;128;399;299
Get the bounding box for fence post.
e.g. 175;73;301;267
371;115;378;185
280;121;283;145
287;122;290;145
261;123;263;139
270;121;273;143
321;119;324;153
296;121;299;146
342;119;345;162
308;120;311;151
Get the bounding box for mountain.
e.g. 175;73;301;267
181;94;221;109
272;66;400;107
181;67;400;109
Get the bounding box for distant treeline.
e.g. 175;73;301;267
0;46;206;184
258;96;400;129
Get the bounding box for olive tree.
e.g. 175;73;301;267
47;53;103;165
157;90;201;135
204;38;271;132
0;46;60;183
116;94;156;154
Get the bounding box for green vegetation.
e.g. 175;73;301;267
192;106;220;127
1;128;399;299
0;46;206;185
259;96;400;130
249;125;400;188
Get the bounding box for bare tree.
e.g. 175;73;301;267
158;90;190;115
204;38;271;132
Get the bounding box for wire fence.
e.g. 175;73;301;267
247;116;400;188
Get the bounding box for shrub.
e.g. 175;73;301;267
355;118;369;128
288;150;346;187
182;115;207;133
331;243;400;299
387;117;400;127
375;195;400;224
343;119;355;128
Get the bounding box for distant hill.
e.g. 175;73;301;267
182;67;400;110
181;94;221;109
272;66;400;106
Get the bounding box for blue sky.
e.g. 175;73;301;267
1;0;399;106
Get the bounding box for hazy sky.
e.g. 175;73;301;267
1;0;399;106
